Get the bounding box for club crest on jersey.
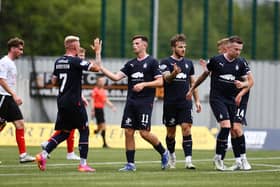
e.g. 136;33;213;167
143;63;147;69
185;64;189;69
235;65;239;71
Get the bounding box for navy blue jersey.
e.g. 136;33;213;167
53;55;90;109
160;57;194;104
207;54;249;104
120;56;162;102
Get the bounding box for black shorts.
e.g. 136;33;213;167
94;108;105;125
210;98;237;123
55;105;88;131
0;95;23;122
121;99;153;130
163;103;193;127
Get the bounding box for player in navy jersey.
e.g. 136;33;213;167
229;57;254;171
100;35;169;171
160;34;201;169
36;36;101;172
200;38;254;171
187;36;249;171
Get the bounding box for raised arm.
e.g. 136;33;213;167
163;63;181;83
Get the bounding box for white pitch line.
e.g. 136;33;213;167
0;157;280;168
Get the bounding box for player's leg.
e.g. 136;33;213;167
139;129;169;170
181;123;195;169
165;126;176;168
36;130;70;171
210;99;231;171
163;103;177;168
13;119;35;163
3;96;35;163
119;103;137;171
77;125;95;172
66;129;80;160
96;109;108;148
178;103;195;169
138;102;169;170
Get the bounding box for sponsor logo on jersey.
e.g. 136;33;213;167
176;72;187;79
219;74;235;81
131;72;144;78
80;60;89;66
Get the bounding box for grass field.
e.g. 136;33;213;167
0;146;280;187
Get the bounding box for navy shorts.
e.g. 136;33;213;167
210;98;237;123
163;102;193;127
0;95;23;122
94;108;105;125
235;103;248;125
121;99;153;130
55;105;88;131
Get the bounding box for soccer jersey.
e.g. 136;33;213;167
120;55;162;103
207;54;249;104
53;55;91;109
160;56;194;105
0;56;17;95
91;87;107;109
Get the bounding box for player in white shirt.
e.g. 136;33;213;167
0;37;35;163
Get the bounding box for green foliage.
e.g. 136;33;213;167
0;0;100;56
0;0;279;60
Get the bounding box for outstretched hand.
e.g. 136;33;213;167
90;38;102;54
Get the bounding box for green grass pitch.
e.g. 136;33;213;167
0;146;279;187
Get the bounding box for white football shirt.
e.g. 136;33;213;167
0;55;17;95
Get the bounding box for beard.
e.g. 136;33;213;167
174;50;185;58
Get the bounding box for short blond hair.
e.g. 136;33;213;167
217;38;229;48
64;35;79;48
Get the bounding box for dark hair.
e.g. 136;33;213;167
170;34;186;47
131;35;148;43
228;35;243;44
7;37;24;51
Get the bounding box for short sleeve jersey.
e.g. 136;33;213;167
160;57;194;104
120;55;162;103
207;54;249;103
53;55;91;108
0;56;17;95
91;87;107;109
